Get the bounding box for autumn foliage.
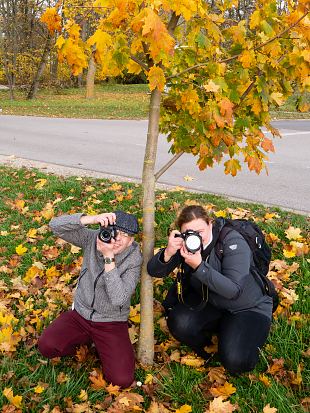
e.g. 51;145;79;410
0;167;309;412
41;0;310;175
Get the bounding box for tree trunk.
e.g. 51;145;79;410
3;60;15;100
27;34;52;99
85;53;96;99
137;88;161;365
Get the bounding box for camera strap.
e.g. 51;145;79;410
176;261;209;311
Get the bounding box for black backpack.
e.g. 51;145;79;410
215;219;279;313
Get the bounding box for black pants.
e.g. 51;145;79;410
167;302;271;374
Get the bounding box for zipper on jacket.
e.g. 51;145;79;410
77;268;87;286
90;270;104;320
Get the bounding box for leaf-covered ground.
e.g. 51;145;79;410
0;166;309;413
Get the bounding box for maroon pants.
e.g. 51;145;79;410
38;310;135;388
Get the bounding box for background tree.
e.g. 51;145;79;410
41;0;309;365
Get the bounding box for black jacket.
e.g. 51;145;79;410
147;219;273;319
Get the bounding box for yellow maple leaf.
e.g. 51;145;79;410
110;183;122;191
141;9;175;59
214;210;227;218
35;178;47;189
180;354;205;368
3;387;22;408
270;92;285;106
34;385;45;394
127;60;142;75
259;374;271;387
78;389;88;401
40;7;61;33
27;228;38;239
175;405;192;413
285;226;303;241
144;374;154;384
210;381;236;398
183;175;194;182
283;248;296;258
46;266;60;279
249;10;261;29
224;159;241;176
41;202;54;220
238;49;256;68
106;383;120;396
16;244;28;256
148;66;166;92
264;213;276;220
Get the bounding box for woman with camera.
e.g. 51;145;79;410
38;210;142;388
147;205;273;374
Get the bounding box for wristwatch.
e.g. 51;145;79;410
104;257;115;264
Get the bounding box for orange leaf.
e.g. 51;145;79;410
89;370;107;390
147;66;166;92
263;404;277;413
210;381;236;399
219;98;234;125
224;159;241;176
261;137;275;152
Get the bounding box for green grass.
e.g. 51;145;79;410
270;93;310;119
0;84;150;119
1;84;309;119
0;165;309;412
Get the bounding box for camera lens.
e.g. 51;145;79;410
98;227;112;243
185;234;201;252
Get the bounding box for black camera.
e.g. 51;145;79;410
98;225;117;243
175;230;202;253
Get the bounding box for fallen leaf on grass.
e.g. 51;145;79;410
176;405;192;413
146;401;171;412
205;396;238;412
207;367;226;384
210;381;236;398
3;388;22;408
263;404;277;413
89;369;107;390
180;354;205;368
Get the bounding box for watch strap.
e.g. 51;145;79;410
104;257;115;264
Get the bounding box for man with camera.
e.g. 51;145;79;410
38;210;142;388
147;205;272;375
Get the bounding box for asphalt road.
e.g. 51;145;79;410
0;115;309;214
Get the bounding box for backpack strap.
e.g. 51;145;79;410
215;225;234;260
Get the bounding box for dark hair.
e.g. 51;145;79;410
176;205;212;229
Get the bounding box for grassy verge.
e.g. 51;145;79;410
0;165;309;412
1;85;309;120
0;84;150;119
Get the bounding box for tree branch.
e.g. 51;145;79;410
154;152;184;181
167;9;309;80
130;55;149;71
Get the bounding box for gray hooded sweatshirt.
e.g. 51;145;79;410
49;213;142;322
